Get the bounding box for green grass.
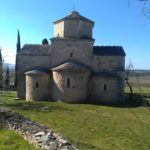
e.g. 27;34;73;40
0;128;39;150
0;91;150;150
125;86;150;94
125;77;150;94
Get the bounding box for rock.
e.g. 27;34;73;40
40;135;50;144
35;131;45;137
35;136;41;140
53;133;59;138
58;138;70;146
49;141;58;150
56;135;62;140
61;147;70;150
43;145;51;150
47;132;53;138
0;107;76;150
47;132;56;141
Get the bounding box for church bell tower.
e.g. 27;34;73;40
51;11;95;66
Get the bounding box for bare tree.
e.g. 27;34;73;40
141;3;150;19
129;0;150;20
125;59;150;108
125;59;134;100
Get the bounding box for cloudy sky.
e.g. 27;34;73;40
0;0;150;69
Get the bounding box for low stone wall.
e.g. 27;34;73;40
0;107;77;150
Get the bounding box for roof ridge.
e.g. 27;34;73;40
51;60;90;71
93;46;126;56
54;11;94;24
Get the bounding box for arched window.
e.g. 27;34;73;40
104;84;107;92
67;78;70;88
36;82;39;88
70;52;73;57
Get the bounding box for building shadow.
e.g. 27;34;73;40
84;93;150;108
4;101;74;112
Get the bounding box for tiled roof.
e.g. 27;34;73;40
19;44;51;55
51;60;90;72
93;46;126;56
24;68;50;75
54;11;94;24
93;71;117;78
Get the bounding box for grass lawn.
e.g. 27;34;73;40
125;76;150;94
0;128;39;150
125;86;150;94
0;91;150;150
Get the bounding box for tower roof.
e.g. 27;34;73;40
54;11;94;24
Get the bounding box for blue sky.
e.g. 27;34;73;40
0;0;150;69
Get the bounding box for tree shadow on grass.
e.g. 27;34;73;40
0;94;15;98
0;91;16;97
123;93;148;107
86;93;150;108
1;92;149;109
77;142;101;150
5;101;74;112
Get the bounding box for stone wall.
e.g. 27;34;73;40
116;71;125;100
17;45;51;99
54;20;93;39
92;56;125;72
0;107;76;150
52;70;90;103
25;72;50;101
90;76;119;104
64;20;93;38
51;39;94;66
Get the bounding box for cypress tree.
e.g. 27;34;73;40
0;48;3;89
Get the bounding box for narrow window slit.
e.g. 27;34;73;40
70;52;73;57
36;82;39;88
104;84;107;91
67;78;70;88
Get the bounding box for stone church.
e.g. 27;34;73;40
16;11;126;104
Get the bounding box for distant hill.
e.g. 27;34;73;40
127;69;150;77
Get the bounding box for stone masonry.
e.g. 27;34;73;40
0;107;77;150
16;11;126;104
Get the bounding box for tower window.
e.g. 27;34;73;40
67;78;70;88
70;52;73;57
36;82;39;88
104;84;107;92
